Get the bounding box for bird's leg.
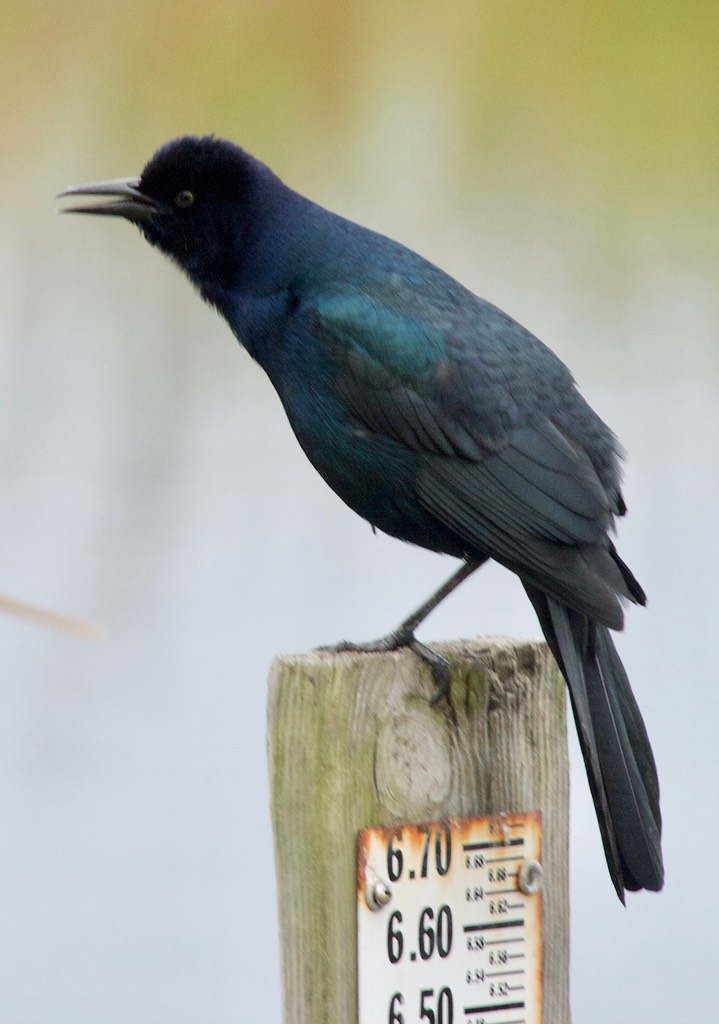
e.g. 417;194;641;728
393;558;485;638
322;558;486;702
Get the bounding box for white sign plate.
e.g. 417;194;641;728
357;812;542;1024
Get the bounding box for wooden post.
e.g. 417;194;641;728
267;637;570;1024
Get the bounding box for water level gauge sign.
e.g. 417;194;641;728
357;812;543;1024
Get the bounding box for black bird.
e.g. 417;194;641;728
59;135;663;900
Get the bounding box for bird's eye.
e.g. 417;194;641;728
174;190;195;208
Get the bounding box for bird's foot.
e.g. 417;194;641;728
318;628;451;704
317;561;485;706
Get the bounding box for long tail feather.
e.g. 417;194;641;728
524;584;663;900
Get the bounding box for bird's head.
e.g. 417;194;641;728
59;135;269;288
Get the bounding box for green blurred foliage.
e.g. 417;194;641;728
2;1;717;211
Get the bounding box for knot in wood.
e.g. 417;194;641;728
374;705;452;820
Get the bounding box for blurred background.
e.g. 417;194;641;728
1;2;717;1020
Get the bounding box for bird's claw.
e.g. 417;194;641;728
317;630;451;703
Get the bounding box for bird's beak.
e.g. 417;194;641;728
57;176;160;223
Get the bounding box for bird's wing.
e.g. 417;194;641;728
314;291;630;624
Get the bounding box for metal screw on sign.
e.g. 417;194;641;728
366;864;393;913
518;859;543;895
366;878;392;911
